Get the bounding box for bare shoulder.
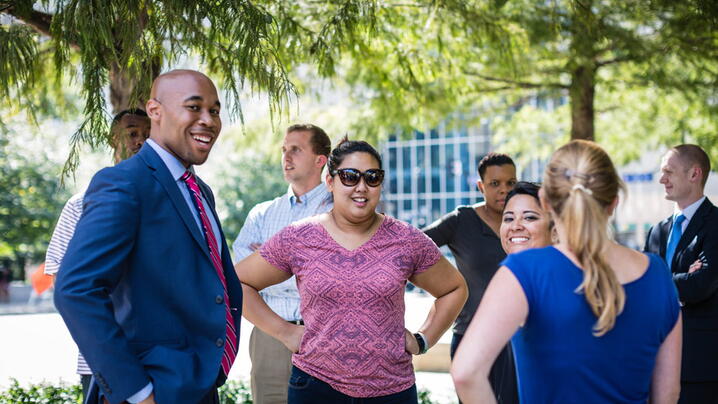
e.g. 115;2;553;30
607;243;649;283
292;213;328;227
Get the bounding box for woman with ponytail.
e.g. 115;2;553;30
452;140;682;403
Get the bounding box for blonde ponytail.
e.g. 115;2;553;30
544;140;626;336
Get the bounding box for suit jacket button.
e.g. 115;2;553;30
215;295;223;304
216;338;224;347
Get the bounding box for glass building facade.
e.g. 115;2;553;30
380;116;546;229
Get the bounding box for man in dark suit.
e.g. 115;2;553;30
54;70;242;404
644;144;718;403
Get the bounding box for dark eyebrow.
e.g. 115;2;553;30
183;95;221;108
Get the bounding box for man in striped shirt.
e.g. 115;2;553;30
44;108;150;399
233;123;332;404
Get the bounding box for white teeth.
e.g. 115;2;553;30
353;198;367;202
510;237;529;243
192;134;211;144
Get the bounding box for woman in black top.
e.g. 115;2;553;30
423;153;518;404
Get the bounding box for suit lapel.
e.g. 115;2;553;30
139;146;212;261
658;217;672;258
676;198;713;254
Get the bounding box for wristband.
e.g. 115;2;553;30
413;332;429;355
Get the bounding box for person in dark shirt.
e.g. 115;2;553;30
423;152;517;404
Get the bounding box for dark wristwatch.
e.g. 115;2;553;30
413;332;428;355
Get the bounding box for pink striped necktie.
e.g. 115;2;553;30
181;170;237;376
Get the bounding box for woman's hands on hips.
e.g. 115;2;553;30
281;324;305;353
404;328;420;355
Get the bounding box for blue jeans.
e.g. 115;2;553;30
287;366;418;404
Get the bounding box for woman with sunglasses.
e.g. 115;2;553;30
236;137;468;403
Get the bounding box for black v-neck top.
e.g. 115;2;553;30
423;205;506;334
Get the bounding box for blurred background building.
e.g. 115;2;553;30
380;111;717;250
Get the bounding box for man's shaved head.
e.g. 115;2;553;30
150;69;217;100
145;69;222;167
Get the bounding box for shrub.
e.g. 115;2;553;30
0;379;438;403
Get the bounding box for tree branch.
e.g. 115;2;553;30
3;6;80;50
463;69;569;89
4;7;52;37
596;56;634;67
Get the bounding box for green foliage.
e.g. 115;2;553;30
218;380;253;404
0;379;252;404
276;0;718;159
0;134;70;277
0;379;442;404
0;379;81;404
4;1;715;169
2;0;296;176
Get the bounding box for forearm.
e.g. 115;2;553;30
674;271;718;304
241;283;295;344
417;285;468;347
649;385;680;404
454;376;497;404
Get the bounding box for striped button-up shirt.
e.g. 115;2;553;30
45;192;92;375
232;183;333;321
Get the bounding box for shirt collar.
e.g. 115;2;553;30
675;195;706;222
287;182;328;206
146;139;193;181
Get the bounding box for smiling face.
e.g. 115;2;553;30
478;164;517;214
500;194;552;254
327;151;382;222
112;114;150;162
659;150;701;207
146;71;222;168
282;130;324;189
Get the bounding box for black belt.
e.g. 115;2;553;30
287;319;304;325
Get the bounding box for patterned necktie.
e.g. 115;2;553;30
665;213;686;271
181;170;237;376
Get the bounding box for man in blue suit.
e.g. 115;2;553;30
55;70;242;404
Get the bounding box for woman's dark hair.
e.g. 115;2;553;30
327;135;383;172
504;181;541;210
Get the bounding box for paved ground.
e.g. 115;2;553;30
0;287;458;403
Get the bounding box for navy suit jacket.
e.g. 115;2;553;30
644;197;718;382
54;144;242;404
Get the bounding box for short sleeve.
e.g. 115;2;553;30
259;225;296;274
409;225;442;275
232;202;266;263
501;252;535;309
45;194;84;275
422;209;459;247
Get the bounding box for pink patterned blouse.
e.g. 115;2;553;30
260;215;442;397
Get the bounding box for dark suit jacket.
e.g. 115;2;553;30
54;144;243;404
644;197;718;382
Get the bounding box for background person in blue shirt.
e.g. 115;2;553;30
233;123;332;404
452;140;682;404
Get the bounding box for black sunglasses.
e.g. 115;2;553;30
331;168;385;187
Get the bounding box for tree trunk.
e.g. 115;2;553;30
569;65;596;141
109;63;140;113
108;8;160;114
